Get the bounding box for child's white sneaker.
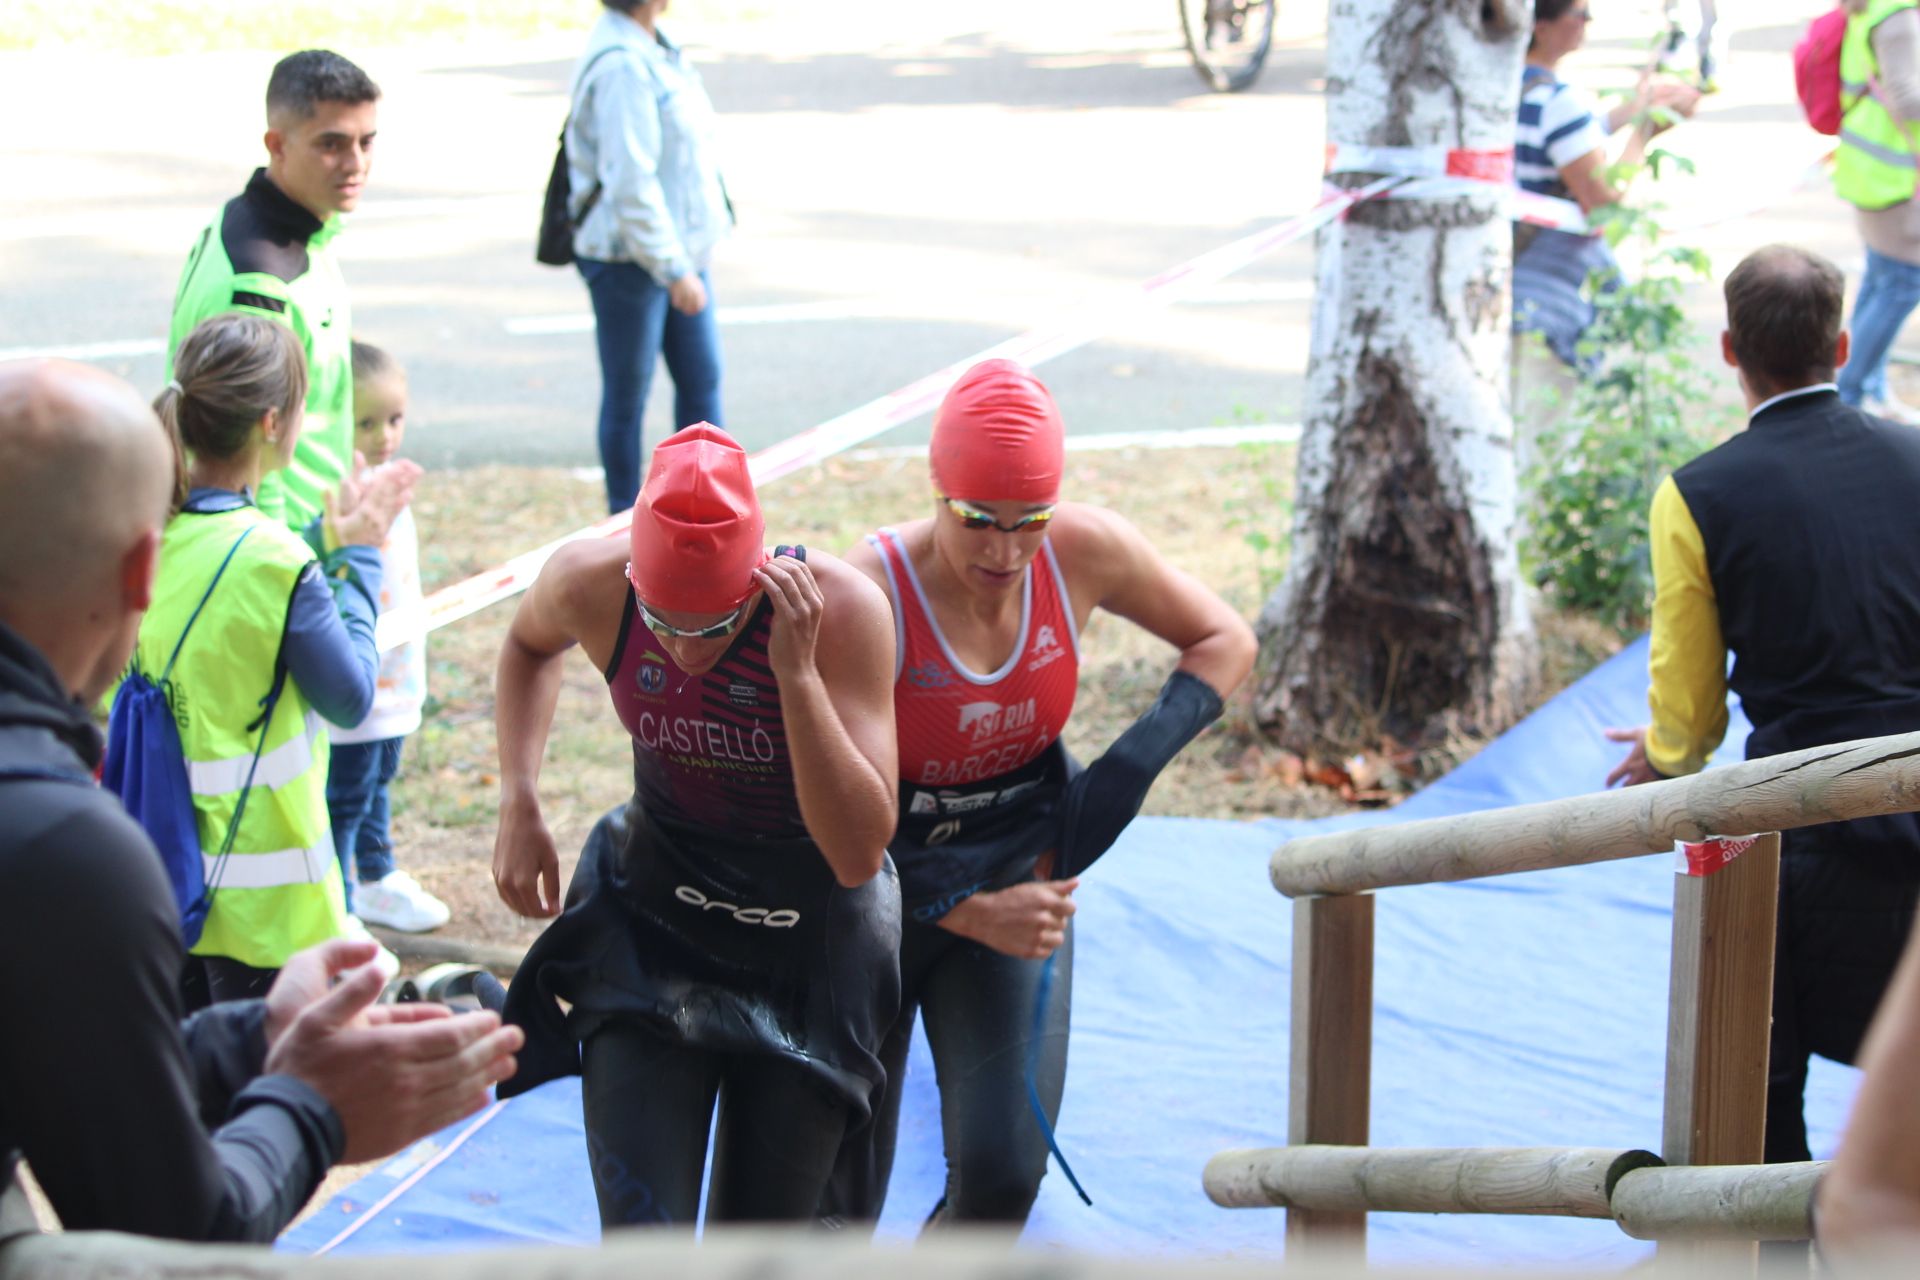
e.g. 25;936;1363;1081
355;870;452;933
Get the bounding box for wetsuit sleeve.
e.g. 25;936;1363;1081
1054;669;1225;878
284;548;384;728
1646;475;1728;777
0;801;343;1240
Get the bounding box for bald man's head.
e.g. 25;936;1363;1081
0;361;176;698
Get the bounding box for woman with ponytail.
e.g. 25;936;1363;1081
140;312;419;1006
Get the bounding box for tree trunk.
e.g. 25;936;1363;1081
1256;0;1534;755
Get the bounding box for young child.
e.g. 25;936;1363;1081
324;341;450;932
140;313;415;1005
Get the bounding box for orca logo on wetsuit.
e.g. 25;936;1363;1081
673;885;800;928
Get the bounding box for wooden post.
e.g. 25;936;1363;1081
1659;832;1782;1271
1286;893;1374;1254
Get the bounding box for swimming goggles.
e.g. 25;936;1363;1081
627;563;753;640
939;495;1055;534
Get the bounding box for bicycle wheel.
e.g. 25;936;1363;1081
1179;0;1277;93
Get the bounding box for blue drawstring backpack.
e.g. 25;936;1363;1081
103;526;285;947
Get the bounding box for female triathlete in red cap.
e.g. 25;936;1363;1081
489;424;902;1226
822;359;1257;1227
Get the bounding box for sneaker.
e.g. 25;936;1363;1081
1863;394;1920;427
339;914;403;983
354;870;452;933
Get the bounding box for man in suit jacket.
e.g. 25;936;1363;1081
1606;244;1920;1164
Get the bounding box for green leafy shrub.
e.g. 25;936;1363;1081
1523;153;1728;634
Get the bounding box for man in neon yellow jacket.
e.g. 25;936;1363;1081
168;50;380;530
1833;0;1920;419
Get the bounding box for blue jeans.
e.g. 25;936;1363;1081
326;737;405;910
1838;246;1920;406
578;259;724;513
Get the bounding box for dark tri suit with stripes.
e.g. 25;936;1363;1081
498;550;901;1121
605;593;804;839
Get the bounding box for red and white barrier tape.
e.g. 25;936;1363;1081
1677;834;1762;878
1325;141;1837;238
374;176;1403;651
378;141;1833;651
1325;141;1516;184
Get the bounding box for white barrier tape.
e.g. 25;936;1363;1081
374;176;1404;652
1322;145;1590;234
1328;145;1838;239
1511;185;1591;234
1331;173;1593;234
1324;141;1516;184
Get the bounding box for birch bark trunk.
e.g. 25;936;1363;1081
1256;0;1536;754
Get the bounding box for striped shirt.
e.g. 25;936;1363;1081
1516;68;1606;195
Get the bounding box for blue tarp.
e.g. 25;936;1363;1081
281;638;1860;1265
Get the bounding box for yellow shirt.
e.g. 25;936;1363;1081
1645;475;1728;776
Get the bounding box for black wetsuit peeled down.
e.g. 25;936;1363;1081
821;669;1223;1228
502;584;902;1227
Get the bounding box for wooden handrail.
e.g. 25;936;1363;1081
1204;1145;1662;1218
1203;1145;1824;1242
1611;1162;1824;1242
1269;732;1920;898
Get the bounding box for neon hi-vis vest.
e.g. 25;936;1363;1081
1838;0;1920;210
133;504;348;969
168;170;355;530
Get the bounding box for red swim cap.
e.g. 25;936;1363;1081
929;359;1065;503
627;424;768;613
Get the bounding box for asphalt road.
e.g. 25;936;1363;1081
0;0;1876;474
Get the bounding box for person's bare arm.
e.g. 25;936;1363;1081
1065;504;1256;698
939;878;1079;959
1572;80;1699;215
491;541;605;917
1559;147;1627;216
942;509;1255;954
757;552;897;886
1818;912;1920;1251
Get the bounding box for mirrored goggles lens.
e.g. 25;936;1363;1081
940;495;1055;533
637;598;750;641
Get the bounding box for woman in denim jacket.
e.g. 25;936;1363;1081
568;0;732;513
